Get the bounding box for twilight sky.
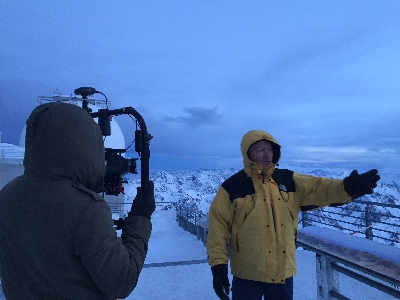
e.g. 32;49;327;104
1;1;399;171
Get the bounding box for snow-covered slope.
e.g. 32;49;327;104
124;166;400;216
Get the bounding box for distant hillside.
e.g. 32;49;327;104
124;167;400;216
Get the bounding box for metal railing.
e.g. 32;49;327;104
176;199;400;248
301;199;400;247
176;200;400;299
176;205;208;245
107;201;175;216
0;145;24;159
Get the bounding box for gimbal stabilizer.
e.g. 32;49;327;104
74;87;152;227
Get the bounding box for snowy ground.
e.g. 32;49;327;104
0;208;397;299
128;209;396;300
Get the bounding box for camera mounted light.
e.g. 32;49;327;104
74;87;97;98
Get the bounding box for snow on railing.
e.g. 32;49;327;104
0;143;25;159
297;226;400;299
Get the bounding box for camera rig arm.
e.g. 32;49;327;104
89;107;151;195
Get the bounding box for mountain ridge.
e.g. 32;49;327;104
124;166;400;216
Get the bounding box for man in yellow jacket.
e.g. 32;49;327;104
206;130;380;300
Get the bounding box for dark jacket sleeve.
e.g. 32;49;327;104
74;198;151;299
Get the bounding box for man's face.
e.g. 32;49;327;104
248;140;274;168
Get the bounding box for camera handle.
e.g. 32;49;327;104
89;107;151;196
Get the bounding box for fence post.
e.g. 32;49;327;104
302;211;309;228
316;254;339;300
186;209;189;230
179;205;183;228
365;204;373;240
195;213;199;240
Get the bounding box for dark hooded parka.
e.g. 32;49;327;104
206;130;352;283
0;102;151;299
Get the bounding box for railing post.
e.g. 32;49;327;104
179;205;184;228
186;208;189;230
365;204;373;240
316;254;339;300
179;205;182;227
195;213;200;240
302;211;309;228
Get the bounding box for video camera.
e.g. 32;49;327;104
74;87;152;196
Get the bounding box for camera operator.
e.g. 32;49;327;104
0;102;155;299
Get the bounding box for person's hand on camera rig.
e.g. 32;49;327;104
128;181;156;220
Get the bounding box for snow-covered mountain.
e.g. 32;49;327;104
124;166;400;216
123;166;400;249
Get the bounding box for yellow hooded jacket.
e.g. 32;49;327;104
206;130;352;283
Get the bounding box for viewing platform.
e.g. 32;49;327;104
297;226;400;299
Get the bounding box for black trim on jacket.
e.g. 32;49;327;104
222;170;255;202
272;168;295;192
221;168;322;212
221;168;296;203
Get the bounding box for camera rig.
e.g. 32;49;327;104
74;87;152;197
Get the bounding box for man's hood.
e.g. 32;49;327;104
240;130;281;168
23;102;105;192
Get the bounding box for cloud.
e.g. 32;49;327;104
163;106;221;127
262;26;374;85
1;1;399;172
287;145;398;166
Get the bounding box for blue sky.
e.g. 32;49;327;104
1;1;399;171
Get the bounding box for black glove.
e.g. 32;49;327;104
128;181;156;219
343;169;380;199
211;264;230;300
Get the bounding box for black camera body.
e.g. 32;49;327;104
104;149;138;195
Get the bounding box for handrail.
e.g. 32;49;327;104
297;226;400;299
354;199;400;209
301;199;400;246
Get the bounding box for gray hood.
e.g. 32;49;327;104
23;102;105;192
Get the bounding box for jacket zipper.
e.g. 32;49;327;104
236;233;239;253
270;199;277;231
262;170;277;231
